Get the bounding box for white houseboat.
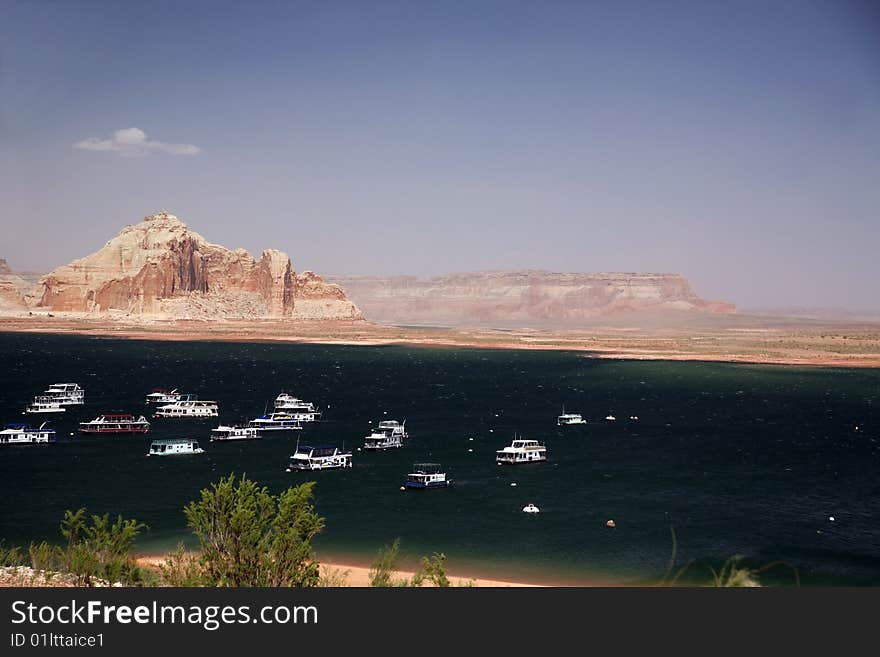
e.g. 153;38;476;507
79;414;150;434
247;413;304;432
557;407;587;426
154;399;219;418
25;396;66;414
495;438;547;464
145;388;182;404
211;425;260;441
403;463;450;489
44;383;85;406
286;444;352;471
363;420;408;450
147;438;204;456
0;422;56;445
273;393;321;422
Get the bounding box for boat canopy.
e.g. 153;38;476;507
411;463;443;473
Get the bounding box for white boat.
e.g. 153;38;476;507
522;503;540;514
154;399;219;418
403;463;450;489
0;422;56;445
145;388;182;404
286;444;352;471
363;420;408;450
44;383;84;406
211;425;260;441
495;438;547;464
557;407;587;426
25;397;66;414
147;438;204;456
605;415;616;421
247;413;304;432
79;414;150;434
273;393;321;422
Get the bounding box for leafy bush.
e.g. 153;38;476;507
0;541;27;567
28;541;58;572
59;508;147;586
369;540;451;587
183;474;325;587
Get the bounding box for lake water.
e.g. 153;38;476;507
1;332;878;585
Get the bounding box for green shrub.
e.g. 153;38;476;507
183;474;324;587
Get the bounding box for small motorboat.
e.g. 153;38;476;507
605;415;616;421
522;503;540;514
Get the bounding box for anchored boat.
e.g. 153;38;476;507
0;422;56;445
248;413;304;432
147;438;204;456
79;414;150;434
154;399;219;418
25;396;66;414
286;444;352;471
273;393;321;422
211;425;260;441
557;406;587;426
495;438;547;464
363;419;408;450
145;388;182;404
403;463;451;489
43;383;85;406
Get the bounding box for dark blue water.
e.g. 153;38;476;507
1;332;878;585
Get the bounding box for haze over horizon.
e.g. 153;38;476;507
1;1;878;312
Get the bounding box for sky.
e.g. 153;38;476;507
1;0;878;311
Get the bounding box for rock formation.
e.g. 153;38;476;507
0;260;33;313
327;271;735;325
26;212;360;320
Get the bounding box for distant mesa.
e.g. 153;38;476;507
1;212;361;321
327;271;736;326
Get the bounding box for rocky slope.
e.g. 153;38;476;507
13;212;360;321
327;271;735;325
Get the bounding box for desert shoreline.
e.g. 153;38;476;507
132;553;623;588
1;316;879;368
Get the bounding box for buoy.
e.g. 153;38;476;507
606;519;616;528
829;516;835;522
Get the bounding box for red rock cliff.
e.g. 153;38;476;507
33;212;361;320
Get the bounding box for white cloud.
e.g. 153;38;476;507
73;127;201;156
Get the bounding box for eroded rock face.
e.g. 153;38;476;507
327;271;736;325
30;212;361;320
0;260;32;313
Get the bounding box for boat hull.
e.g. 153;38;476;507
404;480;451;489
0;435;56;445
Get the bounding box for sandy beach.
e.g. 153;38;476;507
130;554;555;587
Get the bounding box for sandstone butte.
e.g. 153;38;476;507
1;212;361;321
327;271;736;325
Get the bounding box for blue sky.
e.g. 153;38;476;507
1;0;878;310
